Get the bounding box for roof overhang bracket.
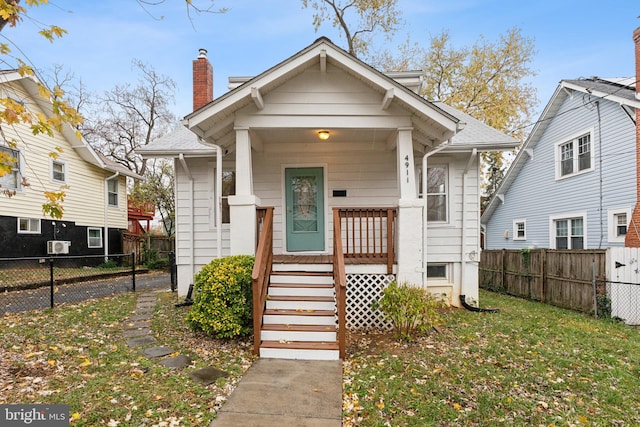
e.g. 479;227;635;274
381;88;394;110
179;153;193;181
497;194;505;204
249;129;264;152
319;49;327;73
620;104;636;124
524;148;534;159
251;87;264;110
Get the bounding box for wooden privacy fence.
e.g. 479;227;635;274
479;249;607;313
123;233;175;263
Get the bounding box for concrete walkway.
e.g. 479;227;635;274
210;358;343;427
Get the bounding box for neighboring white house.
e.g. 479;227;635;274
0;71;140;258
139;38;517;358
481;76;639;250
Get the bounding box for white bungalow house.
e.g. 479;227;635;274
138;37;518;359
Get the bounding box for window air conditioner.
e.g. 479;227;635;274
47;240;70;255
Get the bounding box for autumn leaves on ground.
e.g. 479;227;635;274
1;291;639;426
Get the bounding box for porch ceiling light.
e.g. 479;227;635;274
317;130;330;140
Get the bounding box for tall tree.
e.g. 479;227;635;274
373;28;537;203
81;61;178;235
301;0;400;58
129;159;175;236
82;60;177;177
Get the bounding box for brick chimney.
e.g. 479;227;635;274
193;48;213;111
625;27;640;247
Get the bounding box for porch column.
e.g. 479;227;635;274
395;127;424;285
228;127;261;255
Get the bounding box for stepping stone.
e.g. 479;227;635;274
125;321;151;329
126;336;157;347
137;301;155;308
128;314;152;322
123;328;150;338
142;346;174;358
160;354;193;369
189;367;228;386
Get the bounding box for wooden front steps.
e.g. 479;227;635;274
259;264;339;360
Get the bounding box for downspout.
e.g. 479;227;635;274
209;141;223;260
461;148;478;296
596;101;604;248
178;143;223;284
104;171;119;261
421;141;451;286
179;154;194;282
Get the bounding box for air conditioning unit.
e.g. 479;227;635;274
47;240;70;255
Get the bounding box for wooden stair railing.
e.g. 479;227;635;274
333;208;347;359
334;207;397;274
252;207;274;356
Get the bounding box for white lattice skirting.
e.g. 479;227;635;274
346;273;395;331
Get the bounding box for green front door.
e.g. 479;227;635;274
285;167;325;252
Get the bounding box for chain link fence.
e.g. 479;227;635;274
0;253;176;315
601;279;640;325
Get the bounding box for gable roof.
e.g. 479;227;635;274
481;77;639;223
0;70;141;179
183;37;460;148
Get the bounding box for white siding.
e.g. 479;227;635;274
0;80;128;228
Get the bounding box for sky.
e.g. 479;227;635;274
5;0;639;125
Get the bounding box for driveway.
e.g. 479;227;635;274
0;272;171;315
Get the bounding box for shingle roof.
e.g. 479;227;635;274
137;124;218;156
563;77;636;104
433;102;519;149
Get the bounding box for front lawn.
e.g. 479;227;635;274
343;290;640;426
0;291;253;426
1;289;638;426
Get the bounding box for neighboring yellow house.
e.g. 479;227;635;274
0;71;140;258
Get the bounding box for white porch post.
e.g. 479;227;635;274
228;127;261;255
395;127;424;286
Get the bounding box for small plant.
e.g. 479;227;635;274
597;295;612;319
186;255;255;339
144;257;169;270
373;280;446;341
97;259;118;269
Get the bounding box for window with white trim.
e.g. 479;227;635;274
18;217;40;234
553;216;584;249
51;160;66;183
607;208;631;243
107;178;118;207
426;166;448;222
513;219;526;240
87;227;103;248
556;132;593;179
426;263;448;280
0;146;20;190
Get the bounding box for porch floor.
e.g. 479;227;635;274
273;255;388;265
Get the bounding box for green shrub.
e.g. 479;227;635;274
597;295;612;319
373;280;446;341
97;259;118;269
186;255;255;339
144;257;169;270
